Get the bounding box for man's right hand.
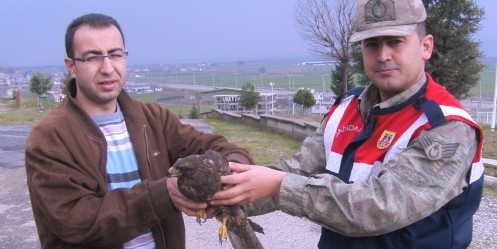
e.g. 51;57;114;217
166;177;208;216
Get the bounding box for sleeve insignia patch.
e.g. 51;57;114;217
377;130;396;150
419;135;459;160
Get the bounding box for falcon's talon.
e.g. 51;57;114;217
196;209;207;224
218;216;228;244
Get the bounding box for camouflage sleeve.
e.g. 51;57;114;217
269;123;327;176
277;121;478;237
243;123;328;217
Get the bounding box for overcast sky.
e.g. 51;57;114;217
1;0;496;68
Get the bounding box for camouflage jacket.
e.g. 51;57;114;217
245;73;484;248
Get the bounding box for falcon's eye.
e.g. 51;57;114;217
181;167;194;172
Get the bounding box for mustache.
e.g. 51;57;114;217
372;63;400;71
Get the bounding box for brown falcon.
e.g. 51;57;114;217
168;150;264;249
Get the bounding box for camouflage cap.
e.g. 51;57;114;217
350;0;426;42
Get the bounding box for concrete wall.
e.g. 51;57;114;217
482;158;497;186
202;109;320;140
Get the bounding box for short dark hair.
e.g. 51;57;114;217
416;21;427;41
65;13;125;58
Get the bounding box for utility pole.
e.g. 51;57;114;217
269;82;275;115
491;62;497;132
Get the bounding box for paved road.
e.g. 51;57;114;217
0;125;39;248
0;123;320;249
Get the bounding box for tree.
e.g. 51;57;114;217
29;72;53;109
293;89;316;115
331;60;355;95
351;43;369;86
188;104;200;119
422;0;485;99
239;82;260;113
194;93;203;115
295;0;355;93
61;72;73;95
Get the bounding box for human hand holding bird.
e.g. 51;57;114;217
168;150;264;248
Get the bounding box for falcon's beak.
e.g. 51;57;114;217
167;167;182;177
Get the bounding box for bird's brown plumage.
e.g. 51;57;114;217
172;150;230;202
169;150;264;249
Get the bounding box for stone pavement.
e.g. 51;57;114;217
0;125;38;248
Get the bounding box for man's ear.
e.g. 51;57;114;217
421;34;434;61
64;57;76;78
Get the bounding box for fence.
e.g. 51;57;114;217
476;112;495;124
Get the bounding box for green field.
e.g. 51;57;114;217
4;57;495;108
469;57;497;96
127;57;497;100
128;59;333;91
205;118;302;165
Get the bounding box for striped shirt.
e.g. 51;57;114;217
92;107;156;249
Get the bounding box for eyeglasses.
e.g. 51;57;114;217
72;51;128;64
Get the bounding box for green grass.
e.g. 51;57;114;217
162;103;214;117
0;96;54;124
129;91;214;118
128;60;333;90
130;91;191;102
484;185;497;197
205;118;302;165
0;108;48;124
481;125;497;177
469;61;497;96
129;58;496;95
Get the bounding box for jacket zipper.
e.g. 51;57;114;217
143;125;154;180
143;125;167;249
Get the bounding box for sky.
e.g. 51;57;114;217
0;0;496;68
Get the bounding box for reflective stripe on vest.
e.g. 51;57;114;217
324;98;484;183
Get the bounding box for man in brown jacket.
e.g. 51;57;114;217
25;13;253;249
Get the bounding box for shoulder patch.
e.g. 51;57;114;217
419;134;459;160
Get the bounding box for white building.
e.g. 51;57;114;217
211;90;276;115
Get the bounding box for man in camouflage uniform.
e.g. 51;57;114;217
210;0;484;248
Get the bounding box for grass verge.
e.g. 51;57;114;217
205;118;302;165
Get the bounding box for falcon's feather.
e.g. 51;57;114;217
168;150;264;249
